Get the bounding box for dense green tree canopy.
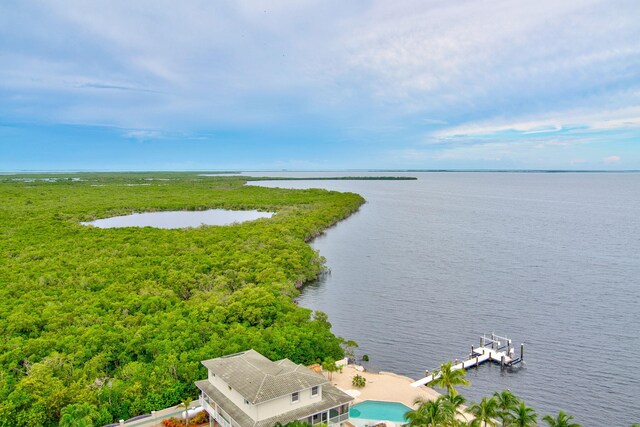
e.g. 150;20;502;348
0;173;365;426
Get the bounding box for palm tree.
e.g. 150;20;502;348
322;358;339;381
182;399;192;427
509;401;537;427
432;361;470;396
469;396;499;427
493;390;520;426
441;392;468;422
59;403;97;427
406;397;455;427
542;411;581;427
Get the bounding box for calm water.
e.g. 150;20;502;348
249;172;640;426
82;209;273;229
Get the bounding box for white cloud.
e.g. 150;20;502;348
1;0;639;160
123;129;163;140
389;135;601;169
603;155;621;164
431;106;640;139
335;0;640;109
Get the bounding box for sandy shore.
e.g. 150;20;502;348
327;365;441;409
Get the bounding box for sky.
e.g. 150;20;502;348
1;0;639;171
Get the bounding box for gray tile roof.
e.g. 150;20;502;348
196;380;255;427
195;378;353;427
201;350;329;404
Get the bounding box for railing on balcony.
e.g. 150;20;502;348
200;398;217;419
329;413;350;424
200;394;233;427
216;408;233;427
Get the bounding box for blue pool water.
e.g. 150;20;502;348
349;400;412;423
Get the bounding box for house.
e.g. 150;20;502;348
196;350;353;427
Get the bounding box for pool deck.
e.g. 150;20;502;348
328;365;442;409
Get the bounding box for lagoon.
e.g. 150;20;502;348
82;209;273;229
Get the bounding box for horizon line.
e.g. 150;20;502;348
2;169;640;175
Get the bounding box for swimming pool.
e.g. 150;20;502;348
349;400;412;423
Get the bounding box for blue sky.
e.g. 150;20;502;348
1;0;639;171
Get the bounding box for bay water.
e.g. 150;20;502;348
249;172;640;426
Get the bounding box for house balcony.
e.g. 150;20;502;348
200;394;232;427
328;413;350;425
200;396;217;419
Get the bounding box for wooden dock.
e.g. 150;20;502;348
410;333;524;388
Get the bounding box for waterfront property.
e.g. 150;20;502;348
195;350;353;427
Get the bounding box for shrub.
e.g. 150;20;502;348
162;417;186;427
352;374;366;388
192;410;210;425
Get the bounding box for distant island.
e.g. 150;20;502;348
247;176;418;181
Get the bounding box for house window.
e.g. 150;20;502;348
291;392;299;403
312;412;327;424
311;386;319;396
